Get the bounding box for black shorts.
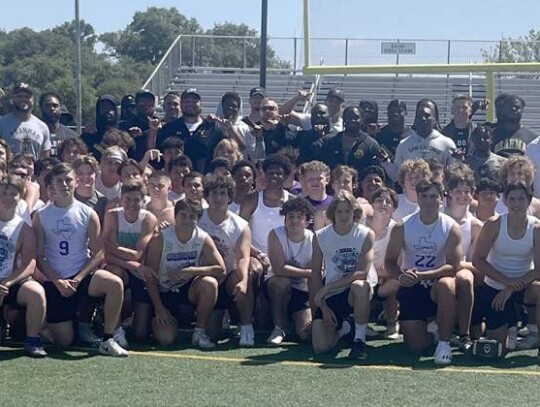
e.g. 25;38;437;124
397;283;437;322
44;275;93;324
482;285;534;330
160;280;194;318
2;278;33;309
261;277;310;316
314;289;353;327
129;274;151;304
215;272;235;310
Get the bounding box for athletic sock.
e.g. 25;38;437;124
439;340;450;347
354;323;367;342
194;327;205;335
338;320;351;338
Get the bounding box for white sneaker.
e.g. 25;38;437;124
239;325;255;347
99;338;129;357
518;326;530;337
78;323;101;347
267;327;285;346
516;334;539;350
366;325;379;337
434;341;452;365
113;327;128;349
386;320;400;340
191;330;216;349
427;320;440;344
507;326;518;351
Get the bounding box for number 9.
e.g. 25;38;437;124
59;241;69;256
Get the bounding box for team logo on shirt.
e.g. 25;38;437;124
0;234;16;267
353;147;364;159
52;220;76;239
332;247;360;275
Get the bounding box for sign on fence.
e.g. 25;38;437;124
381;42;416;55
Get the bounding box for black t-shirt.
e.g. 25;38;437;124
262;123;294;155
491;123;539;157
75;190;108;225
442;121;472;154
119;115;158;161
376;125;404;161
294;129;325;164
159;118;225;173
315;131;381;175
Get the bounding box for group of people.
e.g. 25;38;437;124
0;81;540;367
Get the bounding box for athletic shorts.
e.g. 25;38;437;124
44;275;93;323
2;278;34;309
261;277;310;316
482;286;534;330
397;283;437;322
215;272;235;310
313;289;353;327
129;274;151;304
159;280;194;318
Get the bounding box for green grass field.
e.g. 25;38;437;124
1;331;539;407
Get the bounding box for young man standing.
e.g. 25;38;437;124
33;163;128;356
198;176;254;346
0;176;48;357
386;180;461;365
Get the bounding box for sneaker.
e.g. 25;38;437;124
239;325;255;347
24;338;48;358
434;341;452;365
191;330;216;349
386;320;400;340
267;327;285;346
427;320;440;344
78;323;101;347
113;327;128;349
98;338;129;357
348;339;367;361
456;335;473;351
515;334;540;350
366;325;379;338
507;327;518;351
518;326;530;337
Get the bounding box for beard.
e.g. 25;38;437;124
13;102;31;113
42;111;59;123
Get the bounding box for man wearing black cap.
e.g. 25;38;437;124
158;88;225;173
243;87;266;127
82;95;120;161
294;103;333;165
120;89;159;161
39;92;79;157
0;83;51;158
282;88;345;134
120;95;137;122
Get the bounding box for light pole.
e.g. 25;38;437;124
75;0;82;133
260;0;268;88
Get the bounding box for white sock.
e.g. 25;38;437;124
338;320;352;338
194;327;205;334
354;323;367;342
438;340;450;347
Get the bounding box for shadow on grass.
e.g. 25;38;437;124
0;343;96;361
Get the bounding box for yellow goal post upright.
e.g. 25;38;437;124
302;0;540;122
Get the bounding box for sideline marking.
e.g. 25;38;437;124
130;350;540;376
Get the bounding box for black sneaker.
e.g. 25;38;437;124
348;339;367;361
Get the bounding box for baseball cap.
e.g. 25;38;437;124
102;146;128;163
326;88;344;102
249;87;267;98
135;89;155;102
387;99;407;112
121;94;136;106
12;83;33;97
181;88;201;100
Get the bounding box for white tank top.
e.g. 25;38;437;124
401;212;456;288
158;225;207;292
266;226;313;292
228;201;241;214
38;200;94;279
372;219;396;270
250;190;290;253
486;214;535;290
198;210;248;273
95;174;121;200
15;199;32;226
0;214;25;279
393;194;419;221
116;208;151;249
495;199;534;216
459;212;474;261
316;223;377;294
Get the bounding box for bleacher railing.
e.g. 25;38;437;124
143;35;539;98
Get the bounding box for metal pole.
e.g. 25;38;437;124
293;37;297;74
260;0;268;88
75;0;82;134
486;71;495;122
345;38;349;66
303;0;310;69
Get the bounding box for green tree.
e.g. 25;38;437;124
100;7;203;64
483;29;540;63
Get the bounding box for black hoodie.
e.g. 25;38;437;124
82;95;119;160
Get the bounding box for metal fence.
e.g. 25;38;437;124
143;34;539;97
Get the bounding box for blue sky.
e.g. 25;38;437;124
3;1;540;66
4;0;540;39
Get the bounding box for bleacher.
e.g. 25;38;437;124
163;69;540;129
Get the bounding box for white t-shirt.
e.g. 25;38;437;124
0;113;51;158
